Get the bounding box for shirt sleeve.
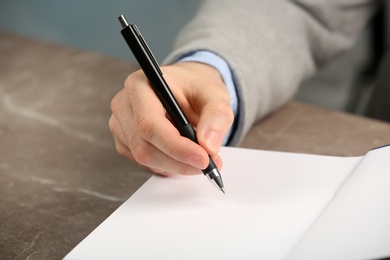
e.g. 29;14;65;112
176;50;239;146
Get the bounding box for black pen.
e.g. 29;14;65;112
118;15;225;194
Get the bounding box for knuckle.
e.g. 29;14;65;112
108;116;116;134
137;117;155;141
110;92;121;114
114;139;134;162
131;143;152;166
116;143;128;158
124;70;144;91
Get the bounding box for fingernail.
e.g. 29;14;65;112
204;129;222;153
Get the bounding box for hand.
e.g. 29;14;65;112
109;62;234;176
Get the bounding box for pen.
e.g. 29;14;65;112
118;15;225;194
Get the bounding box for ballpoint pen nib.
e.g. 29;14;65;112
221;188;225;194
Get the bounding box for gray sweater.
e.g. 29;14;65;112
165;0;378;145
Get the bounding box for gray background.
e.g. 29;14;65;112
0;0;200;62
0;1;386;113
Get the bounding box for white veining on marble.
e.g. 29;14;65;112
2;170;59;186
53;187;70;192
30;176;56;185
4;170;125;202
1;93;110;147
26;251;41;260
78;188;126;202
15;231;42;260
53;187;125;202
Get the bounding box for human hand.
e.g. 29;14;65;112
109;62;234;176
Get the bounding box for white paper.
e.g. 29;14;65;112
65;147;368;260
287;146;390;260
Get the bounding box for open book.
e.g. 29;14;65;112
65;145;390;260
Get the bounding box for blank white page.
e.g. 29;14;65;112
287;146;390;260
64;147;361;260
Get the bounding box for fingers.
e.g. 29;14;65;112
110;114;209;176
109;72;211;175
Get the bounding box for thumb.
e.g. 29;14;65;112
169;61;234;155
197;100;234;155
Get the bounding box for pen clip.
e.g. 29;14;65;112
131;25;163;76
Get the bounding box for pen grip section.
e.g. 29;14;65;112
179;123;198;143
179;124;218;175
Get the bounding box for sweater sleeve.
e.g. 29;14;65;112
164;0;378;145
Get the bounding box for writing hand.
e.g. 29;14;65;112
109;62;233;176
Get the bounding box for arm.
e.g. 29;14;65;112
165;0;378;145
110;0;377;176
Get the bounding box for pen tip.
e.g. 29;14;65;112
221;188;225;194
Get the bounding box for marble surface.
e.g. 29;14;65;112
1;31;390;260
242;101;390;156
0;31;149;259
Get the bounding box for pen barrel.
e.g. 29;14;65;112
150;75;189;128
120;28;189;128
